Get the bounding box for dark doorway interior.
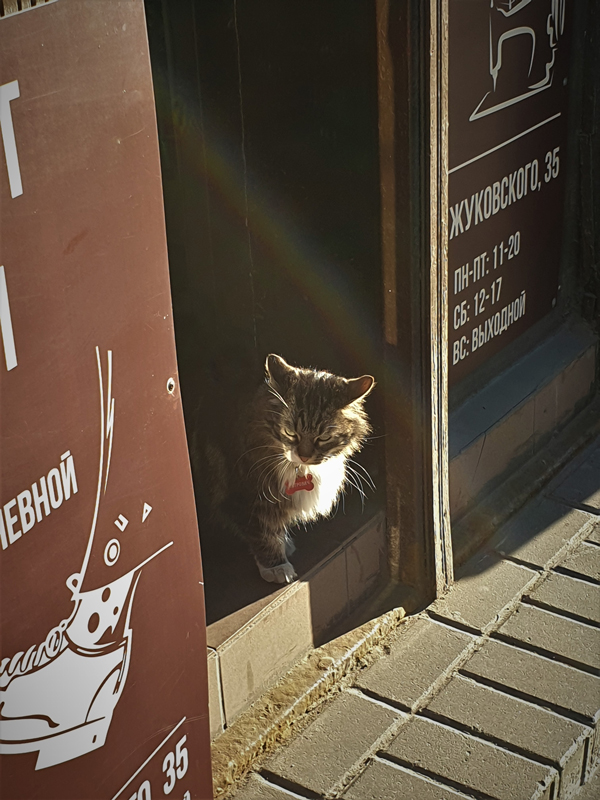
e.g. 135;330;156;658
144;0;385;628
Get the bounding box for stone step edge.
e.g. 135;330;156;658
453;394;600;568
210;604;409;797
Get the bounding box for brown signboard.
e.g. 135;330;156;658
448;0;570;385
0;2;213;798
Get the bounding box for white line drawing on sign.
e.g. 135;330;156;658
114;514;129;532
0;348;173;769
104;349;115;491
450;112;560;174
470;0;566;121
0;266;17;371
104;538;121;566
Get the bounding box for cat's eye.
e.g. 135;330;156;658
317;433;332;442
283;428;297;439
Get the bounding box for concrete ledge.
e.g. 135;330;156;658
450;321;597;520
208;512;386;736
452;394;600;568
550;439;600;514
210;602;406;796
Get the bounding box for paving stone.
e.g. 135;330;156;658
342;758;474;799
384;715;557;800
585;525;600;545
429;551;537;632
426;674;591;800
560;541;600;583
354;617;473;710
233;774;301;799
498;602;600;671
551;442;600;512
461;639;600;725
575;767;600;800
490;497;594;568
587;743;600;785
526;572;600;625
265;691;399;795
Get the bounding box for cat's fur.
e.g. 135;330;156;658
208;354;375;584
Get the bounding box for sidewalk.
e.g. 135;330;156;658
227;438;600;800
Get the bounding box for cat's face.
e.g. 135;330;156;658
263;355;374;466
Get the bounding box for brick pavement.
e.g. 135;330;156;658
229;440;600;800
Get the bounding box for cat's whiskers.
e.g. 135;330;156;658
253;454;285;485
235;443;280;468
268;386;289;409
257;456;287;503
264;472;284;503
345;463;368;489
345;471;366;498
344;465;368;509
269;411;287;420
247;452;284;477
274;459;291;499
347;458;376;490
258;471;279;504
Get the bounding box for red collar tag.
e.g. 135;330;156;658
285;474;314;495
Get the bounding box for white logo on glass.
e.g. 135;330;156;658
471;0;567;121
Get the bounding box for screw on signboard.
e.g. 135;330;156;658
166;378;176;394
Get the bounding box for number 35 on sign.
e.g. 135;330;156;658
128;735;189;800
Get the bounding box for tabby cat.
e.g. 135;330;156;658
208;354;375;584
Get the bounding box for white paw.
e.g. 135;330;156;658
256;559;297;584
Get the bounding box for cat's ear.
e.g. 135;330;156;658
344;375;375;405
265;354;295;386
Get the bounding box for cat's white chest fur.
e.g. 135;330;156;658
280;455;346;522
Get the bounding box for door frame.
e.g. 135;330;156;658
377;0;453;603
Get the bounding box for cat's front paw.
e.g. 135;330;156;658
256;558;297;584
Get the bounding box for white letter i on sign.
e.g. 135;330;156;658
0;267;17;371
0;80;23;198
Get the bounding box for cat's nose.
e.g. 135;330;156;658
299;456;310;463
